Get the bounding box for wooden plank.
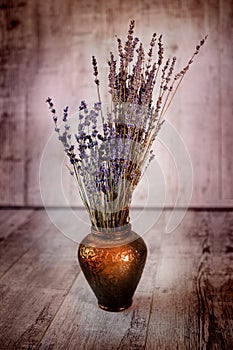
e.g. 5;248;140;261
0;210;79;287
0;96;26;162
0;248;78;291
37;210;164;350
0;0;230;207
145;210;233;349
195;211;233;349
0;209;80;349
36;208;92;249
0;0;227;207
145;211;203;349
0;161;25;205
0;210;15;224
0;284;66;350
0;209;72;278
146;256;200;350
0;209;35;277
219;0;233;200
0;210;78;286
170;0;220;206
26;0;81;206
8;0;224;208
0;209;33;240
0;0;36;205
0;209;232;348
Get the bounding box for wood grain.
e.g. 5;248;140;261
0;210;45;278
0;209;79;350
219;0;233;200
0;0;232;207
0;209;33;240
0;284;66;350
195;211;233;349
0;209;232;349
0;0;37;205
145;211;233;349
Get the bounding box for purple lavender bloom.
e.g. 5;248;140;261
97;134;104;141
79;100;87;111
94;102;101;111
90;110;96;117
63;106;69;122
92;130;98;137
80;150;87;160
110;127;115;137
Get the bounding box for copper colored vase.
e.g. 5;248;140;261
78;224;147;312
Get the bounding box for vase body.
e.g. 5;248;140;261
78;225;147;312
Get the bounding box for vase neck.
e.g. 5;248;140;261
91;223;132;239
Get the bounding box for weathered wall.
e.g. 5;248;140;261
0;0;232;207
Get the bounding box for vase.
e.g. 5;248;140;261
77;224;147;312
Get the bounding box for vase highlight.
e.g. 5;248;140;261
78;224;147;312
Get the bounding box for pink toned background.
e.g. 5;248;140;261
0;0;232;208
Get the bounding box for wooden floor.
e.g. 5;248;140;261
0;209;232;350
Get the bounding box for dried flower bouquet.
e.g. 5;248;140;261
47;20;207;230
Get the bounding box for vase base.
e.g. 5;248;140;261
98;299;132;312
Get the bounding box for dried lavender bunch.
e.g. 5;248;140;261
47;21;207;230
